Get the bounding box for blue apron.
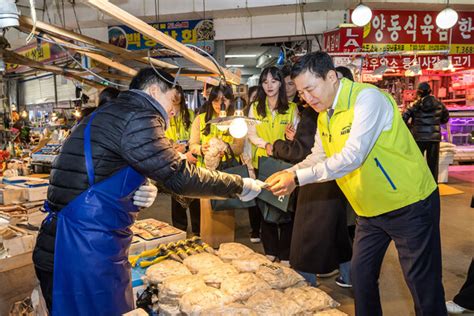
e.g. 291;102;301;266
51;111;146;315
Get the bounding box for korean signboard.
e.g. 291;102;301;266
363;54;474;71
7;42;67;73
361;10;474;54
323;26;363;53
108;19;215;54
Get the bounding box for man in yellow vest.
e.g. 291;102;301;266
266;52;446;316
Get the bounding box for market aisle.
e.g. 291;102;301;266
140;165;474;316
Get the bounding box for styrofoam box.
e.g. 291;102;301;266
25;186;48;202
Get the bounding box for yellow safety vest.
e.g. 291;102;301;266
197;112;237;168
318;78;437;217
165;109;195;143
251;100;297;168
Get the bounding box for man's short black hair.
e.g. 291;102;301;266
335;66;354;81
281;64;292;78
291;52;336;80
129;67;175;92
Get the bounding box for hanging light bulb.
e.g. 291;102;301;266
351;2;373;27
21;110;28;118
436;5;458;29
216;100;229;131
229;118;248;139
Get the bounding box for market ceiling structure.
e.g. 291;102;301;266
1;0;243;89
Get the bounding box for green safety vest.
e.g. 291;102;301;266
251;100;297;168
165;109;195;143
318;78;437;217
197;112;236;168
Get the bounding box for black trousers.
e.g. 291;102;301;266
417;141;440;181
171;198;201;234
453;259;474;310
260;217;294;261
247;205;262;235
35;267;53;314
351;189;446;316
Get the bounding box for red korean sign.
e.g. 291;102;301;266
361;10;474;54
324;27;363;53
363;54;474;71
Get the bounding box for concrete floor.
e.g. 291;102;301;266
139;165;474;316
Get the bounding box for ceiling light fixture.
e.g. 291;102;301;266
436;0;458;29
226;65;245;68
351;1;373;27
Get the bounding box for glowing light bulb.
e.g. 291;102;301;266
21;110;28;118
351;4;372;27
229;118;248;139
436;7;458;29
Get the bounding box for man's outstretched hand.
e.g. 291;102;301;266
266;171;296;196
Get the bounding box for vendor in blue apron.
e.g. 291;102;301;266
33;68;262;315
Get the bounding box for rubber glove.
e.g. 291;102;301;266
133;182;158;208
238;178;264;202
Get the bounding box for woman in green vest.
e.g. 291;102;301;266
165;86;200;236
189;84;244;170
247;66;299;264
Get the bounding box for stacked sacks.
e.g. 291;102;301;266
179;286;233;315
198;263;239;288
245;289;302;315
216;242;254;262
137;240;344;315
231;253;272;273
220;273;271;301
284;286;341;313
158;275;206;306
255;262;306;289
144;260;192;285
183;252;223;274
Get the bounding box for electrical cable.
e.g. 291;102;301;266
34;34;107;53
72;1;82;35
184;43;227;84
298;0;309;45
25;0;37;44
147;49;179;87
45;35;129;88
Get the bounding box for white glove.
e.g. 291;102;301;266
133;183;158;208
238;178;263;202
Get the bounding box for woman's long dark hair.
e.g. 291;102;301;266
202;84;235;136
255;66;289;118
175;85;191;130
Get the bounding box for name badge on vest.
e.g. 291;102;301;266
341;124;352;135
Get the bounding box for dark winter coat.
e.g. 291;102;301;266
273;106;318;164
403;95;450;142
33;90;243;272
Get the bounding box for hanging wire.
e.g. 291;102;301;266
72;2;82;35
25;0;37;43
34;33;105;53
147;49;180;88
184;43;227;84
42;35;129;88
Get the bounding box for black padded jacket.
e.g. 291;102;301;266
402;95;450;142
33;90;243;272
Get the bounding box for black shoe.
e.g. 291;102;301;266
250;231;261;243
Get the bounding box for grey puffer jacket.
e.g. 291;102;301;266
33;90;243;272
